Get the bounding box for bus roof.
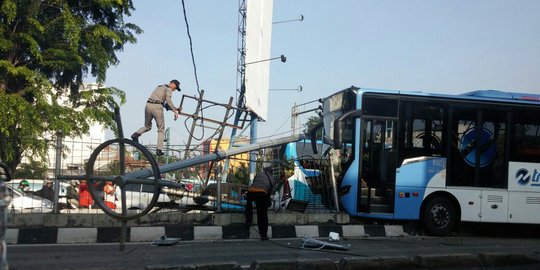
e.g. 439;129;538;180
351;86;540;105
460;90;540;102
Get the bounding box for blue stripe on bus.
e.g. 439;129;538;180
393;157;446;219
393;186;425;220
339;159;360;214
356;213;394;220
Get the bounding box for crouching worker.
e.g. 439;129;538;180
245;161;293;240
245;166;273;240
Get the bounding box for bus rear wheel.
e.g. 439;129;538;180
422;196;457;236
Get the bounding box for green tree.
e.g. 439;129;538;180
12;159;48;179
106;160;121;176
0;1;142;173
230;163;249;186
305;115;323;138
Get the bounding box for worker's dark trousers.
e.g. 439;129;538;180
245;191;270;238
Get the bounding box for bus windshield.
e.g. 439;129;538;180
322;88;357;172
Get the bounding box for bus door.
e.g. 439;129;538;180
359;118;397;214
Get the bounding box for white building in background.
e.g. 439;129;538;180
21;83;107;177
49;120;105;177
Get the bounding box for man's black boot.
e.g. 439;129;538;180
156;149;164;156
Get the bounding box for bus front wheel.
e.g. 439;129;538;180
422;196;457;236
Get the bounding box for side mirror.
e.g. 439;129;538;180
308;122;324;154
333;109;363;150
333;119;342;149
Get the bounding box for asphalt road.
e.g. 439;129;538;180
6;236;540;270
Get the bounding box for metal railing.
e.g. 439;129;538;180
9;138;338;216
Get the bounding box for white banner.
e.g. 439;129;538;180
244;0;273;120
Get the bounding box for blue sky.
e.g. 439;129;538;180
102;0;540;146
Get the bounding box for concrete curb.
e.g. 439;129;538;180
6;223;418;245
143;253;540;270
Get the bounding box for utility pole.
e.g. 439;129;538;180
290;99;320;134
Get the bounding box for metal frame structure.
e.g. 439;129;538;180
56;91;299;216
56;106;303;249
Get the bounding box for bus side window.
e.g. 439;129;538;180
512;122;540;163
398;101;445;166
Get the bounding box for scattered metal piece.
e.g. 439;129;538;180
329;231;340;241
301;236;350;250
152;235;181;246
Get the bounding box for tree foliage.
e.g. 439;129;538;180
229;163;249;186
12;158;48;179
0;0;142;173
305;115;323;138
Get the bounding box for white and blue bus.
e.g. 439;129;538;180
325;86;540;235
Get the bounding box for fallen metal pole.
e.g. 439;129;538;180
57;133;305;183
162;188;246;207
126;133;305;179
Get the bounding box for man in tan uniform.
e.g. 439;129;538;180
131;79;181;156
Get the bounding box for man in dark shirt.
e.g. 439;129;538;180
35;180;54;201
245;161;293;240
